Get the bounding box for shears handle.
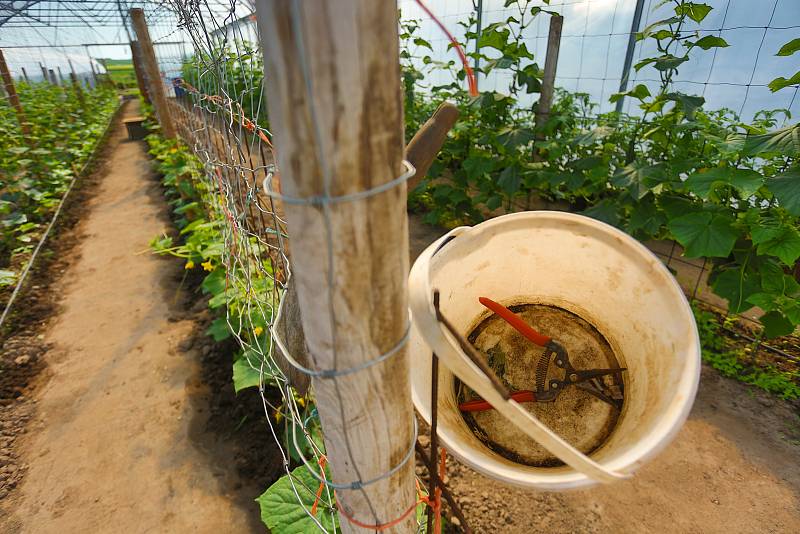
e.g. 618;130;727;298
478;297;551;347
458;390;537;412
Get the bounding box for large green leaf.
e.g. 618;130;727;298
675;2;712;23
611;162;665;199
232;349;271;393
627;199;666;236
498;165;521;194
766;168;800;215
711;268;759;314
742;124;800;157
581;201;620;227
754;225;800;266
463;154;495;180
668;211;738;258
776;38;800;56
256;465;339;533
684;167;763;199
769;71;800;92
760;311;795;338
692;35;729;50
664;92;705;118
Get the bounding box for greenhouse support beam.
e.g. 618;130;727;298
130;8;175;138
256;0;416;531
0;49;30;136
616;0;646;114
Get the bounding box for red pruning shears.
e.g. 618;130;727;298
458;297;625;412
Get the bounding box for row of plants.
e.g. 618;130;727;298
142;118;345;531
0;81;118;289
401;0;800;340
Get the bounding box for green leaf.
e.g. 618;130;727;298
760;311;795;338
766;168;800;215
742;123;800;156
664;92;705;118
776;38;800;56
609;84;651;103
581;201;620;227
653;54;689;71
684;167;763;199
498;165;521;195
692;35;729;50
755;225;800;266
206;317;232;341
413;37;433;50
668;211;738;258
768;71;800;92
233;349;267;393
202;268;227;295
0;269;16;287
463;155;495;180
478;27;511;52
256;465;339;533
496;126;535;148
675;2;712;23
611;162;665;199
711;268;759;314
627;199;666;236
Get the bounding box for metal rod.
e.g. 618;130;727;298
426;352;440;533
615;0;647;113
415;442;473;534
473;0;483;89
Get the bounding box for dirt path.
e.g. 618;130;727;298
0;100;261;533
410;214;800;534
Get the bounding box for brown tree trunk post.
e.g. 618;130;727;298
533;14;563;162
256;1;416;531
130;8;175;138
0;49;30;136
20;67;29;83
67;60;85;105
130;40;151;104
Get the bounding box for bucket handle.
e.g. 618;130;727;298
409;229;630;484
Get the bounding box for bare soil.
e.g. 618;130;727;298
0;100;282;533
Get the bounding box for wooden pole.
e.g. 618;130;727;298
533;14;563;161
50;68;59;86
20;67;29;83
0;49;30;136
39;63;48;83
68;59;85;105
130;40;151;104
130;8;175;138
256;1;415;531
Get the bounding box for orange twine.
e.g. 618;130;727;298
413;0;479;97
310;448;447;532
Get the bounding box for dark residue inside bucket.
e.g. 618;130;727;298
457;303;625;467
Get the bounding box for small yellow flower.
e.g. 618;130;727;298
274;409;284;423
184;260;195;270
201;260;213;271
253;326;263;336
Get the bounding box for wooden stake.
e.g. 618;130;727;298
130;40;152;104
68;59;85;105
533;14;563;161
256;1;415;531
0;49;30;136
130;8;175;138
50;68;59;86
39;63;48;83
20;67;29;83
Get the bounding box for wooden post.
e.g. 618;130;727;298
130;8;175;138
68;60;85;105
39;63;48;83
20;67;29;83
0;49;30;136
50;68;59;86
256;1;415;531
533;14;563;161
130;40;151;104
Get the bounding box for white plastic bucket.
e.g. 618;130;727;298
409;211;700;490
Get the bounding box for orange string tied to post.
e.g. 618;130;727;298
413;0;479;97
